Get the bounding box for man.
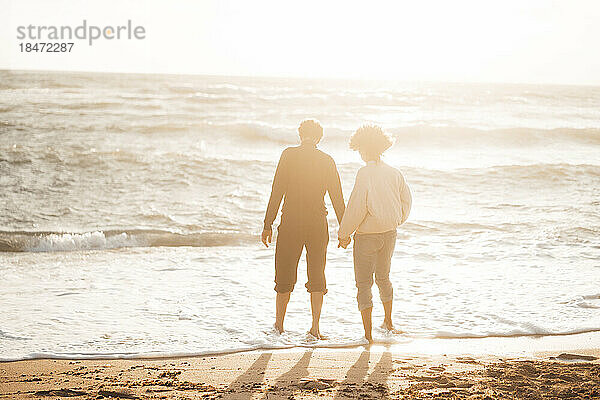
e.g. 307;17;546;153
337;124;412;344
262;119;345;340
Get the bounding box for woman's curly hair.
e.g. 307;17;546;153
349;124;394;157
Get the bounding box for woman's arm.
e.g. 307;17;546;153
338;169;368;240
400;175;412;225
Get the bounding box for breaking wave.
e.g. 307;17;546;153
0;230;255;252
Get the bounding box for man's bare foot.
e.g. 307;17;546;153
382;320;403;334
274;323;284;334
365;335;374;345
308;329;328;340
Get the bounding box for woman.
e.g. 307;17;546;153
338;124;412;344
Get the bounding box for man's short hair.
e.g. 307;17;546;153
349;124;394;156
298;119;323;140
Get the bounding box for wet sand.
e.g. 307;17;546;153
1;344;599;399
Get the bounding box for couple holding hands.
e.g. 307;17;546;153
261;120;412;344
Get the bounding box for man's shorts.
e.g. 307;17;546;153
274;216;329;294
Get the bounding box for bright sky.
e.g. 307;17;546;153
1;0;600;85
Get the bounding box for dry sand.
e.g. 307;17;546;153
1;335;599;399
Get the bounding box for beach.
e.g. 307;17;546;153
2;333;599;399
1;70;600;400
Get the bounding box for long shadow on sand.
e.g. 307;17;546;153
333;350;392;399
266;350;313;397
221;352;272;399
221;350;313;399
332;350;370;399
367;351;393;397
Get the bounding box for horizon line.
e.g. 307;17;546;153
2;67;599;89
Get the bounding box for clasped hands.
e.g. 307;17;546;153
338;236;351;249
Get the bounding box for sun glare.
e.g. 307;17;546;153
3;0;600;84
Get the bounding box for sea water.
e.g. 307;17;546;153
1;70;599;360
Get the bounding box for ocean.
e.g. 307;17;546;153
0;70;599;361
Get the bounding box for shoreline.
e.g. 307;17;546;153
1;334;599;399
2;331;599;364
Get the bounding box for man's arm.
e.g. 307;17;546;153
262;150;288;246
399;175;412;225
327;159;345;225
337;170;367;241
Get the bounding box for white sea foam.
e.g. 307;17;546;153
26;231;141;252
